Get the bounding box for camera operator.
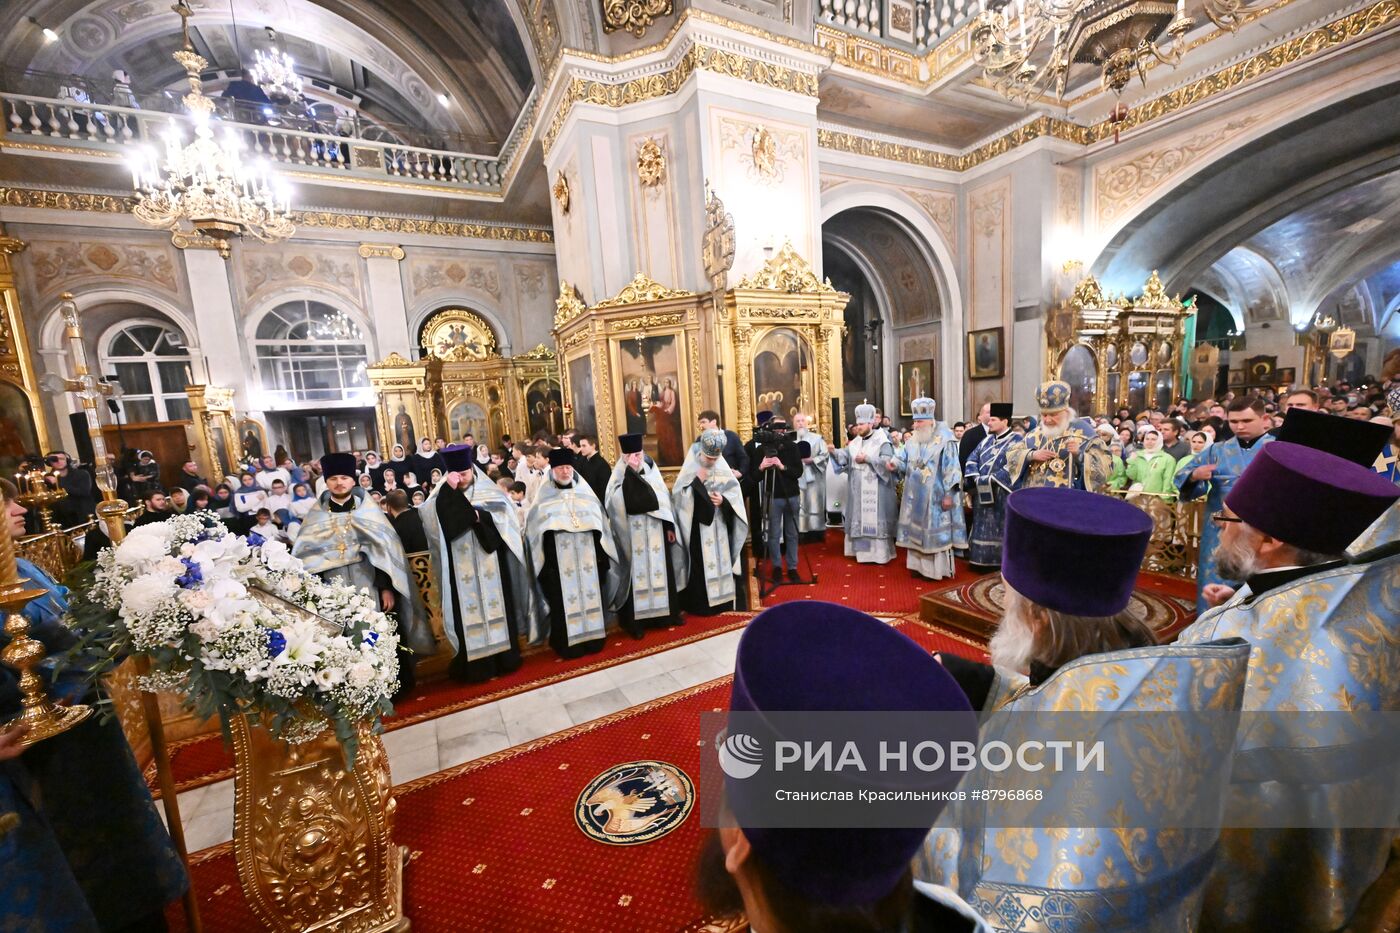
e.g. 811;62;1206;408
744;412;804;584
43;451;96;527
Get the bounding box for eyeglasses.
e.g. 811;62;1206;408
1211;510;1243;524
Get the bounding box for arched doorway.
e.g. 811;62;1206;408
821;207;949;427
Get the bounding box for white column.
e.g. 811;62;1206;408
359;244;411;358
181;246;245;393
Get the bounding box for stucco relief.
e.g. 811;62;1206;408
1094;114;1265;228
241;249;359;301
908;190;956;249
1056;167;1081;230
410;260;502;299
28;240;178;297
719;118;804;187
514;264;548;302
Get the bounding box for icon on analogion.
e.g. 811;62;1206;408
575;760;694;845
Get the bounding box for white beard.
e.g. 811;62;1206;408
912;424;935;445
989;603;1037;672
1040;419;1068;440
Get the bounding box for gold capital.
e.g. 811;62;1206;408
358;243;406;261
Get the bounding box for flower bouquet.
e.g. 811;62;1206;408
68;513;411;932
68;512;400;760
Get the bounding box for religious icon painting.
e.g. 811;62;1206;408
752;327;813;424
615;333;686;467
897;359;933;416
566;353;597;438
447;398;487;444
525;377;566;437
0;383;39;477
966;327;1003;379
575;760;695;845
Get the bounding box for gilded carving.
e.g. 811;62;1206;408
357;243;406;261
232;716;405;933
736;241;836;294
541;45;820;155
554;281;587;330
1094;116;1263;225
636;138;666;188
410;260;501;299
292;211;551;243
420;308;500;361
171;231;231;258
609;313;687;332
370;351;418;368
553;172;572;215
689;333;704;415
593;272;695;308
752;127;779;178
603;0;673;37
515;343;557;361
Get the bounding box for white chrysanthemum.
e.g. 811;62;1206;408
114;532;169;568
346;661;376;688
120;572;177;616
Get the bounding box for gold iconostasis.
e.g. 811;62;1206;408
552;244;850;473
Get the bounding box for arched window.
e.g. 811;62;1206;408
254;300;371;404
100;320;194;422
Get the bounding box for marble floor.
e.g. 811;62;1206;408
161;626;746;852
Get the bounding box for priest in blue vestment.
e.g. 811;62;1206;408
1173;396;1274;611
893;397;966;579
1175;422;1400;932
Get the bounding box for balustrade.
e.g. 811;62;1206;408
2;92;504;194
818;0;975;51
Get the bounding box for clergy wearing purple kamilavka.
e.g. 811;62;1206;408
696;601;988;932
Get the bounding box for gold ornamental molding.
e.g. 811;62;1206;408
541;43;820;154
357;243;406;261
603;0;673;37
0;187;552;244
420;308;500;361
552;171;571;214
553;281;587;330
369;351;418;368
514;342;557;361
171;231;231;258
736;241;838;293
816;0;1399;172
636;138;666;187
593;271;696;308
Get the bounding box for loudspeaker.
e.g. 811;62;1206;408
68;411;95;464
830;397;842;448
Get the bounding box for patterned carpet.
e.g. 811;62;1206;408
164;618;983;933
148;610;755;797
920;569;1198;643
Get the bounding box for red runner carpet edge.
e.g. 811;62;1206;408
165;617;985;933
147;610;755;798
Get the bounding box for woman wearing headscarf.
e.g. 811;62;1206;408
1123;427;1178;498
406;438;446;488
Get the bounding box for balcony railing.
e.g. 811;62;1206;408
818;0;975;51
2;91;510;195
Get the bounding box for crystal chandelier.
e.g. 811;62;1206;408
128;1;294;243
314;309;361;341
250;28;303;104
969;0;1248;102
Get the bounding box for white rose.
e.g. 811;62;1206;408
189;619;219;641
346;662;375;688
179;589;215;612
120;572;177;616
115;533;169;568
155;556;186;577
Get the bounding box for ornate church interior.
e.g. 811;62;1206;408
1;0;1398;929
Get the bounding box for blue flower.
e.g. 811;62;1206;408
247;530;266;548
175;557;203;589
266;629;287;657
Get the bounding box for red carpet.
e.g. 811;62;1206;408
166;618;984;933
148;611;754;797
763;530;980;615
